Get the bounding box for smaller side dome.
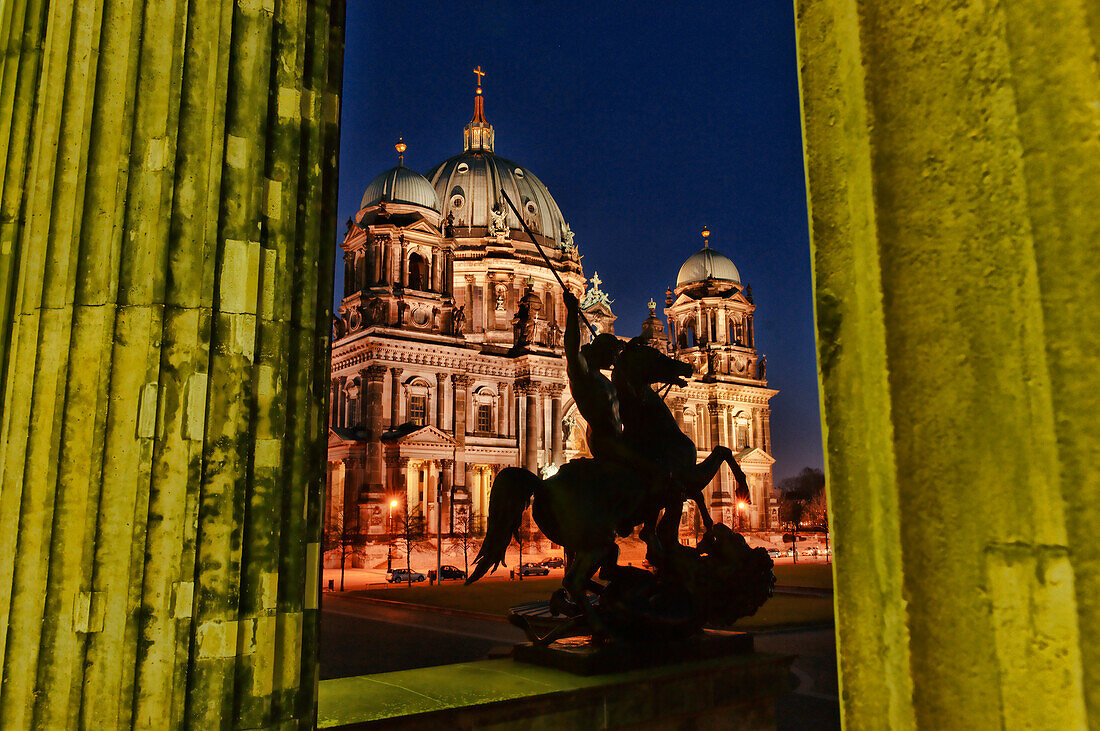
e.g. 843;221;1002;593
361;166;440;211
676;247;741;287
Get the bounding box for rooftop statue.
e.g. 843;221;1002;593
468;287;774;647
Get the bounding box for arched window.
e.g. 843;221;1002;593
680;318;697;348
408;252;429;291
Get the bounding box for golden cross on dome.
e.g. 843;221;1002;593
473;66;486;92
590;271;602;290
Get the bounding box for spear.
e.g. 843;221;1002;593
499;188;598;338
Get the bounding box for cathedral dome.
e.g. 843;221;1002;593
360;165;440;212
426;151;569;243
676;247;740;287
676;230;741;287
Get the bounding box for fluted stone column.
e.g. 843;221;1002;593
452;373;470;490
435;372;446;429
388;367;402;428
440;459;455;533
796;1;1100;727
707;402;721;500
365;365;387;495
497;381;508;436
524;383;540;473
0;1;344;728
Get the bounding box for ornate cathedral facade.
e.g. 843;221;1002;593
326;75;776;543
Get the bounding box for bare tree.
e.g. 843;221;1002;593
517;507;535;580
452;508;482;578
390;504;426;586
803;488;828;528
323;518;368;591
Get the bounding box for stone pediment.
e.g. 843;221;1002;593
383;423;456;447
734;446;775;466
671;293;696;308
329;426;367;445
399;219;440;237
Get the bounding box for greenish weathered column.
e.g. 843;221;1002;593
795;0;1098;728
0;0;343;728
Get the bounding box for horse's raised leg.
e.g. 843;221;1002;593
679;446;750;525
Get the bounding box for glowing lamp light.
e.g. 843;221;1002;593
737;501;747;511
390;499;399;509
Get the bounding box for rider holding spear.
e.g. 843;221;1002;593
500;190;686;537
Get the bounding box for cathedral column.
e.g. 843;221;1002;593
465;275;475;329
331;376;342;428
389;367;403;428
752;408;764;449
497;382;508;437
761;408;772;454
399;238;409;288
483;274;494;330
464;464;478;514
453;374;470;493
524;382;541;473
435;372;446;429
329;379;339;427
343;251;354;297
707;402;722;498
395;457;410;505
365;365;387;495
355;249;367;291
440;459;455;533
717;405;731;500
390;238;401;287
549;384;565;466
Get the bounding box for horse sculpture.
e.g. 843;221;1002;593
612;338;753;560
466;343;691;641
468;338;773;645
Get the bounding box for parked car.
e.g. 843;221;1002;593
805;546;820;557
767;548;782;559
540;557;565;568
439;565;466;580
519;563;550;576
388;569;426;583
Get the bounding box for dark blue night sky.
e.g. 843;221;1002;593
336;2;822;483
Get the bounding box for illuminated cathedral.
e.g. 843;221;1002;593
326;71;776;545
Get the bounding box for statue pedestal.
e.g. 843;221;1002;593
512;629;754;676
318;653;794;729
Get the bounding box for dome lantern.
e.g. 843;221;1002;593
464;66;495;152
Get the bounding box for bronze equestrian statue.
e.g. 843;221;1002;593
467;284;773;645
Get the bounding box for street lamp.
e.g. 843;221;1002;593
387;498;398;573
736;501;747;531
